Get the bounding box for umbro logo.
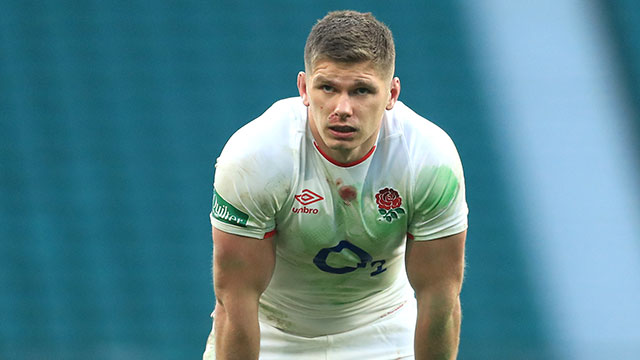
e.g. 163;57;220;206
294;189;324;205
293;189;323;215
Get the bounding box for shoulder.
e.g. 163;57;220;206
214;96;307;181
216;97;307;182
221;97;307;160
212;98;307;234
390;103;468;240
385;101;461;167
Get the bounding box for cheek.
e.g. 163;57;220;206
309;97;324;112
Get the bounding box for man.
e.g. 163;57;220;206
204;10;468;360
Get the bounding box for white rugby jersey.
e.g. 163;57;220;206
211;97;468;337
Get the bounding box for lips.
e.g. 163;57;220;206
328;125;356;139
329;125;356;133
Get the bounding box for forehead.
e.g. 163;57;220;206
309;60;388;83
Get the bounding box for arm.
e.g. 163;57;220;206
405;230;466;360
212;227;275;360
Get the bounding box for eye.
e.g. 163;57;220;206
321;85;334;92
354;87;371;95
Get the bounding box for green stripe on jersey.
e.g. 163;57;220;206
212;189;249;227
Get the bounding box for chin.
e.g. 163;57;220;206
327;140;355;150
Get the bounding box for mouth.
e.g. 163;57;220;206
328;125;357;139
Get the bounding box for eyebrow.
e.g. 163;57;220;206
353;80;377;89
313;75;334;84
314;76;377;89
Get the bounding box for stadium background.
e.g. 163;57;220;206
1;1;639;359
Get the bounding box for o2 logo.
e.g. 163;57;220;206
313;240;387;277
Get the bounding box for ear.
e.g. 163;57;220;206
385;77;401;110
297;72;310;106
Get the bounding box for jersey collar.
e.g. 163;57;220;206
312;141;376;167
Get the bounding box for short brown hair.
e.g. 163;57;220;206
304;10;396;79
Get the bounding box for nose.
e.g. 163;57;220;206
333;93;353;120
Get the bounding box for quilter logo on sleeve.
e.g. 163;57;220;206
212;189;249;227
292;189;323;214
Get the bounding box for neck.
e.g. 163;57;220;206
307;109;380;165
310;125;379;166
313;141;376;167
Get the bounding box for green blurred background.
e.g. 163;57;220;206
1;1;639;359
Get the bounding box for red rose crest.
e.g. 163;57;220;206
375;187;405;222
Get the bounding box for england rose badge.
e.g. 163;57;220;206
375;187;405;222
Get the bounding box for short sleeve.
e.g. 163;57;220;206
407;133;468;241
209;116;295;239
210;155;279;239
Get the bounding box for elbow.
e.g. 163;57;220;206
214;297;228;316
415;292;462;335
415;289;461;317
213;282;263;321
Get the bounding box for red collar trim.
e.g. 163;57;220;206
313;141;376;167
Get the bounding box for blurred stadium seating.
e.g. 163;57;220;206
1;1;638;359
